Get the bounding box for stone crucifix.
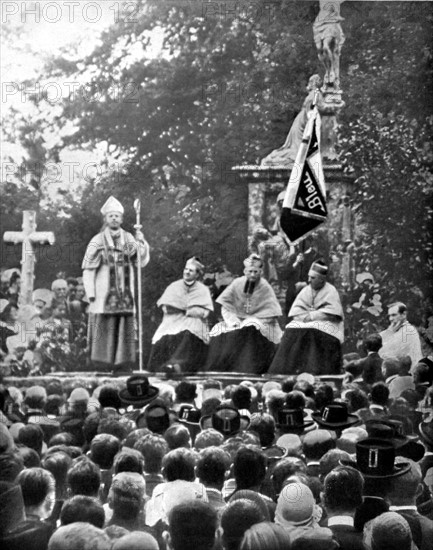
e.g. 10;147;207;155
3;211;55;305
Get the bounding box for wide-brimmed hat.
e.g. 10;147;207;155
276;408;315;433
200;405;250;437
119;375;159;406
366;419;425;462
311;402;360;430
342;438;411;479
178;405;202;440
136;398;172;434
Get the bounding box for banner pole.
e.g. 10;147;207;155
134;199;144;372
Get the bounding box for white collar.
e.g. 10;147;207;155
328;516;354;527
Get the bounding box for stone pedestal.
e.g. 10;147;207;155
230;162;355;293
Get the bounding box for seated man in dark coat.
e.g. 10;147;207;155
204;254;282;374
148;257;213;373
269;261;343;375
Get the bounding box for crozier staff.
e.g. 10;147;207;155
82;196;149;370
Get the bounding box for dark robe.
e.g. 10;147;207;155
269;281;343;375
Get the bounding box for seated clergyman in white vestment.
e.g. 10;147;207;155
148;257;214;373
204;254;282;375
269;261;344;375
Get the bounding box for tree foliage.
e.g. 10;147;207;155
2;0;432;350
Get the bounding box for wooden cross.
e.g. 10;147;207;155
3;211;55;305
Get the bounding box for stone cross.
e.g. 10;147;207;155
3;211;55;305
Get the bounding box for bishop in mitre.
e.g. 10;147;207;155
82;196;149;369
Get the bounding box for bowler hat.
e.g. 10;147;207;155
276;408;315;433
119;375;159;406
342;438;411;478
200;405;250;437
311;402;359;429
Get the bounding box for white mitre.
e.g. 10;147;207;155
100;196;124;215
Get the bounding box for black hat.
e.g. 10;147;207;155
200;405;250;437
365;419;425;462
178;405;201;426
311;402;360;430
178;405;202;441
137;398;172;434
276;408;315;433
119;375;159;407
342;438;411;478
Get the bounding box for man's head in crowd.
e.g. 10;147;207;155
342;386;369;413
17;467;56;519
48;523;111;550
363;512;413;550
285;390;306;409
134;434;168;474
164;423;192;450
387;302;408;330
113;448;144;475
0;450;25;482
365;333;382;353
166;500;218;550
17;445;41;468
108;472;146;523
60;495;105;528
67;457;101;497
41;451;73;499
194;428;224;451
398;355;412;376
175;381;197;404
293;380;315;400
162;448;196;482
24;385;47;411
98;386;121;410
51;279;68;301
241;522;293;550
370;382;390;406
234;446;266;491
90;433;121;470
196;447;230;491
385;458;423;506
123;428;152;449
265;390;286;419
302;430;335;462
248;413;276;447
220;499;267;550
18;424;44;456
271;456;307;497
232;385;252;411
322;465;364;516
314;384;334;411
66;387;90;416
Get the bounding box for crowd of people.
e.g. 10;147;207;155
0;355;433;550
0;269;88;376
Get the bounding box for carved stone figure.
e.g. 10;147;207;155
313;0;346;90
261;75;322;168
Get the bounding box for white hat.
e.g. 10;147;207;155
0;299;9;315
100;196;124;216
356;272;374;285
309;262;328;277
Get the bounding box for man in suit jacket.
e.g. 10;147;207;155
386;457;433;550
344;333;384;386
321;465;365;550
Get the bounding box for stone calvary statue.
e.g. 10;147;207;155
261;74;323;168
313;0;346;90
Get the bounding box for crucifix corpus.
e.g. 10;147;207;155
3;211;55;305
